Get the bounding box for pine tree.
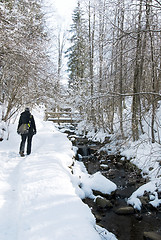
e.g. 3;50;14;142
66;1;88;89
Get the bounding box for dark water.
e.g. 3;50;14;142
75;141;161;240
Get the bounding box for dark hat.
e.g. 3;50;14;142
25;107;30;112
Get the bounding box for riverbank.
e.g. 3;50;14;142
64;127;161;240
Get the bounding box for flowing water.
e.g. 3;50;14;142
74;138;161;240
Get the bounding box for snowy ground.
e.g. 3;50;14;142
0;109;117;240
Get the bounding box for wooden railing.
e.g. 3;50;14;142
45;111;80;124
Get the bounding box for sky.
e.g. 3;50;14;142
54;0;77;23
44;0;77;27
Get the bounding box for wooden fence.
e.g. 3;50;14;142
45;111;80;124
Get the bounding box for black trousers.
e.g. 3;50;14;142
20;134;33;155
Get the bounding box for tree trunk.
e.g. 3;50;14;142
132;0;143;141
118;1;125;138
149;20;156;143
98;0;105;128
88;1;95;124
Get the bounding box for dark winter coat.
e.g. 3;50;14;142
17;110;36;135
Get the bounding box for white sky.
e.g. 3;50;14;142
54;0;77;22
44;0;77;26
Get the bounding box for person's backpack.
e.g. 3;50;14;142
18;115;32;135
18;123;30;134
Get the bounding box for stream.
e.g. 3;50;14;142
70;135;161;240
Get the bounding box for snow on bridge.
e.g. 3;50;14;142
45;108;81;124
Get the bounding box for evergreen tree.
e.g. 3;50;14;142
66;1;88;89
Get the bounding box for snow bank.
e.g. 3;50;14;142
71;160;117;200
120;137;161;210
127;181;161;210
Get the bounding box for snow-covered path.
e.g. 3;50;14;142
0;111;117;240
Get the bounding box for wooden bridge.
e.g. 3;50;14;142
45;108;81;124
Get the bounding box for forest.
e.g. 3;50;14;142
0;0;161;144
0;1;161;239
